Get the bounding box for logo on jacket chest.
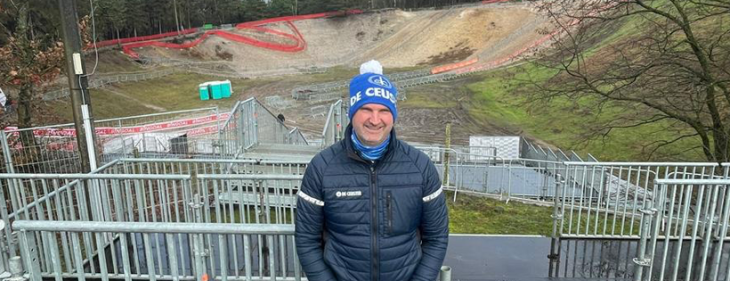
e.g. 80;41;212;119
335;190;362;198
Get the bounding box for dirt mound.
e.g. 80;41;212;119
137;4;545;71
419;41;476;65
356;6;542;67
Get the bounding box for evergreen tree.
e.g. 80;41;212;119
96;0;127;40
125;0;147;37
266;0;295;18
241;0;268;21
218;0;244;24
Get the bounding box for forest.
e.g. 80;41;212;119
0;0;487;45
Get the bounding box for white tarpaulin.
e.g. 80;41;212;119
469;136;521;159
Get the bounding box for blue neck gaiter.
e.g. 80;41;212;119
351;132;389;161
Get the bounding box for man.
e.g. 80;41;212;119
295;61;449;281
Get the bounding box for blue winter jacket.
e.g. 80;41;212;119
295;125;449;281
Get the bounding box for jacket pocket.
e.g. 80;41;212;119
384;187;421;236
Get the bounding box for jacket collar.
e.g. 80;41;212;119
343;124;398;164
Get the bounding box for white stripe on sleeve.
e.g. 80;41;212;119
298;191;325;206
422;187;443;203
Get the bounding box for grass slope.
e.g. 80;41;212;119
460;12;706;161
46;65;425;122
49;73;247;122
465;62;702;161
447;191;553;235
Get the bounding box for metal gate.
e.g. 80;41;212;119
634;179;730;281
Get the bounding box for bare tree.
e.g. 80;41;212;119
526;0;730;162
0;2;65;169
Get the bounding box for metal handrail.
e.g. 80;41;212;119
13;220;294;235
0;173;190;180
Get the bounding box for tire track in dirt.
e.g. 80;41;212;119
105;87;168;112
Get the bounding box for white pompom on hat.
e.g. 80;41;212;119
359;60;383;75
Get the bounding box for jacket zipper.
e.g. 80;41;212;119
386;191;393;235
370;162;378;281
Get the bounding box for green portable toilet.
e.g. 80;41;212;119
210;83;223;100
221;80;232;98
199;83;210;100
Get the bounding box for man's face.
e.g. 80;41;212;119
352;103;394;147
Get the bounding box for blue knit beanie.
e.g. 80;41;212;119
348;61;398;121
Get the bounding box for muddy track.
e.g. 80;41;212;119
138;4;542;70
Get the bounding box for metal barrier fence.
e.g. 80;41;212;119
139;55;328;77
43;68;178;101
256;100;308;146
2;97;311;175
321;100;348;148
291;69;427;100
218;98;309;158
218;99;256;157
306;92;344;104
0;172;190;269
0;124;83;174
550;238;641;280
96;107;223;161
199;174;303;225
634;179;730;281
0;170;303;277
419;147;563;203
302;89;408;104
102;158;308;178
0;158;307;222
0;107;222;174
522;138;598;163
4;156;730;280
14;220;300;281
43;60;329;101
265;95;296;109
555;162;724;240
5;96;317;175
98;152;564;206
308;105;327;117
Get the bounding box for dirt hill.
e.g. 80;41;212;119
136;3;547;72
